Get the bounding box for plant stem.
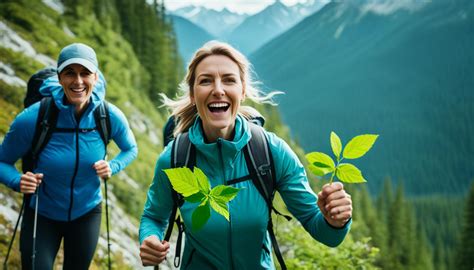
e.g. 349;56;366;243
329;172;335;183
330;157;343;184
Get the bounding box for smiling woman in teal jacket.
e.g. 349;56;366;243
0;43;137;269
139;41;353;269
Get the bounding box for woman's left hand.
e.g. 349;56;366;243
317;182;352;228
93;160;112;179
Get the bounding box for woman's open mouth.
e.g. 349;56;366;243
208;102;230;113
70;87;86;93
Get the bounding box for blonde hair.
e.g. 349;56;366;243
160;41;282;136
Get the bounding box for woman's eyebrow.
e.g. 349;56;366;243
222;73;238;77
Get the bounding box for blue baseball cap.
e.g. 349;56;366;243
57;43;98;73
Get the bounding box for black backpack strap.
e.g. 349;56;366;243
93;101;111;148
164;132;195;268
163;116;176;147
24;97;59;171
243;122;290;270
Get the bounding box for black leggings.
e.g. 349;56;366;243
20;203;102;270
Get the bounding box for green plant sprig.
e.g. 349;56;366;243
305;132;378;183
163;167;241;231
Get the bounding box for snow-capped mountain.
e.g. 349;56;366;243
171;6;248;38
227;0;328;54
169;1;329;56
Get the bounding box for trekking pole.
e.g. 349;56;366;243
104;177;111;270
3;197;26;269
31;188;39;270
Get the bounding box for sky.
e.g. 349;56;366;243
164;0;310;14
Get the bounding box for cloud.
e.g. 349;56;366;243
359;0;428;15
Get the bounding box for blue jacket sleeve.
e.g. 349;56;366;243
107;104;138;175
0;105;39;191
139;145;175;244
267;132;351;247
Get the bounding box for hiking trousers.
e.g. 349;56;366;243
20;203;102;270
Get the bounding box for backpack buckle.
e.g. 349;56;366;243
258;164;271;176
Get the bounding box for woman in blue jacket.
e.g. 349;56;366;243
139;41;353;269
0;43;138;269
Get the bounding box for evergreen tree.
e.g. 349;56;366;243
377;178;393;223
414;223;434;270
455;182;474;269
434;234;447;270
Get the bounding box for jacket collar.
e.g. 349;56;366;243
188;114;251;166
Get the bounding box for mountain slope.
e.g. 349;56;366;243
0;0;177;268
228;0;327;54
171;6;247;38
252;0;474;195
170;15;215;65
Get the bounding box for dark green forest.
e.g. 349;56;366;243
0;0;472;269
252;0;474;196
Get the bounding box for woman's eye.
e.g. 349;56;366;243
199;78;211;84
223;78;236;84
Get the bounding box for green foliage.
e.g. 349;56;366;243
277;219;380;269
0;100;19;135
455;182;474;269
114;0;183;105
164;167;241;230
306;132;378;183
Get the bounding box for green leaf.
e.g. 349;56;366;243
342;134;379;159
192;203;211;231
210;185;240;203
193;167;211;194
199;196;209;206
210;198;230;221
330;131;342;159
305;152;335;172
185;192;206;203
163;167;200;197
336;163;367;183
308;164;326;176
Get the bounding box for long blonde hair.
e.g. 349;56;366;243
160;41;282;136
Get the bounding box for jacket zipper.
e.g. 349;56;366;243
67;120;81;221
217;139;234;270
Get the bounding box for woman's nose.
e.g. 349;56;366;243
73;74;83;84
213;81;225;96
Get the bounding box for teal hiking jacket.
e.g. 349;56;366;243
139;115;350;269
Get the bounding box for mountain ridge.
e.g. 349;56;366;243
251;0;474;195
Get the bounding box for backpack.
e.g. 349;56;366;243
162;116;292;270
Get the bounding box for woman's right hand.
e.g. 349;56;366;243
140;235;170;266
20;172;43;194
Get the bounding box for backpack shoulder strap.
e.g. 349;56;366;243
243;121;290;270
163;116;176;147
24;97;59;171
244;122;275;204
93;101;111;148
164;131;195;268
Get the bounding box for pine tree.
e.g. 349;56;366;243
455;182;474;269
386;185;406;269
